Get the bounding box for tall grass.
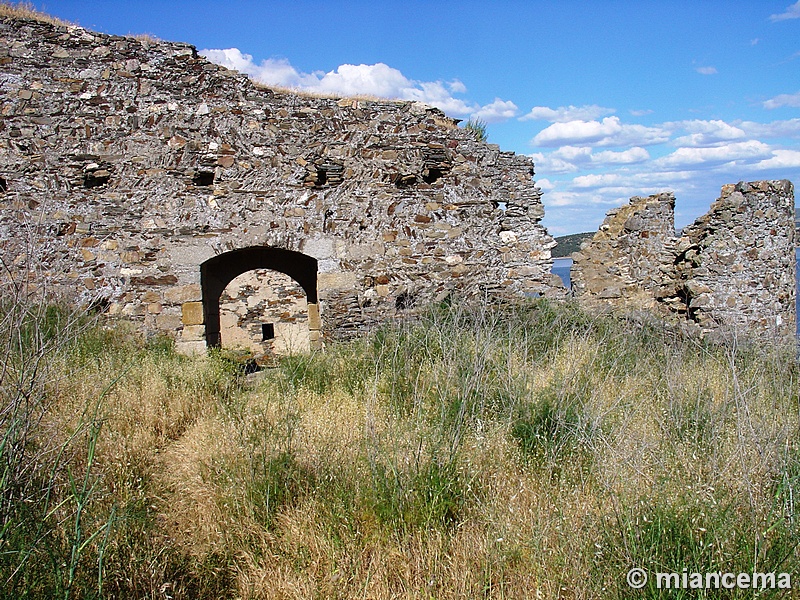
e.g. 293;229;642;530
1;297;798;598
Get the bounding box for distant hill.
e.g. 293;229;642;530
552;232;594;258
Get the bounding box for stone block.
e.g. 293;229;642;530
307;303;321;330
165;284;202;303
181;324;206;341
156;314;182;330
175;340;207;356
181;301;204;325
318;272;357;291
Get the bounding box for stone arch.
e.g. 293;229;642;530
200;247;319;348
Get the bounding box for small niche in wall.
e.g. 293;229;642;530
261;322;275;341
422;168;443;184
193;170;215;186
395;292;414;310
84;170;110;188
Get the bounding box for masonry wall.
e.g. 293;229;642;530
571;181;796;340
0;16;562;354
570;192;675;311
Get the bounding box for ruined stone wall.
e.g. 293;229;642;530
570;192;675;311
571;181;796;340
0;16;562;354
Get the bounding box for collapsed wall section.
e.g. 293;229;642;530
571;180;796;340
657;180;795;339
0;16;563;353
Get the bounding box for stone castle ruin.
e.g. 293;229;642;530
571;180;796;339
0;14;795;354
0;15;560;356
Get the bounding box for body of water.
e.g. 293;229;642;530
551;252;800;335
552;257;573;289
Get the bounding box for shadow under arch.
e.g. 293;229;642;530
200;246;318;347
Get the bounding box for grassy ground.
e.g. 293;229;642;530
1;298;798;598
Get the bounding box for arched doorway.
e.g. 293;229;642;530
219;269;310;355
200;247;320;351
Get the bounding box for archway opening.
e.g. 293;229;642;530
219;269;310;356
200;247;319;352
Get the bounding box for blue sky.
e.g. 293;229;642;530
35;1;800;234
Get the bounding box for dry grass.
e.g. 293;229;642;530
1;300;798;598
0;1;73;26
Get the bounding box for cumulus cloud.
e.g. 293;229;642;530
448;79;467;94
592;147;650;164
471;98;519;123
738;118;800;138
572;173;623;189
200;48;477;116
670;119;746;146
695;66;718;75
752;149;800;169
534;178;556;191
770;1;800;21
532;116;670;147
654;141;773;169
545;191;587;207
201;49;320;88
519;104;615;122
527;152;582;174
552;146;594;162
763;91;800;109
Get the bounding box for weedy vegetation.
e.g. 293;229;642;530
464;118;489;142
1;294;798;598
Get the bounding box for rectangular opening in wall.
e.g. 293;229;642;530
261;323;275;341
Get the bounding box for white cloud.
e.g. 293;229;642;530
671;120;746;146
739;118;800;138
533;118;621;146
527;152;582;174
763;91;800;109
532;116;670;147
448;79;467;94
572;173;623;189
553;146;594;162
519;104;615;122
752;149;800;169
770;1;800;21
200;48;477;116
545;191;587;207
592;147;650;164
629;109;653;117
401;80;476;115
471;98;519;123
696;66;718;75
535;178;556;191
200;49;320;88
654;140;773;169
